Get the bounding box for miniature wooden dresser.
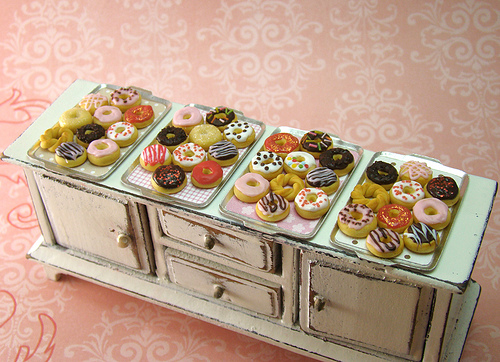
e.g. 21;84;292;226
2;80;497;361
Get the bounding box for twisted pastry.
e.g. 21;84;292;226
39;125;74;152
351;182;390;212
270;173;304;201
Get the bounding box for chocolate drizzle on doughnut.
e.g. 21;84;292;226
152;164;185;189
306;167;338;187
55;142;85;160
156;126;187;147
368;228;400;251
258;192;287;213
426;175;459;200
76;123;105;144
319;148;354;171
366;161;398;185
404;223;438;246
205;106;236;127
208;140;238;161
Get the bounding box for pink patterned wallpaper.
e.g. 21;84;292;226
0;0;498;360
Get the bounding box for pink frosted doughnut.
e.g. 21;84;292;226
234;173;270;203
172;106;203;132
412;198;450;230
87;139;120;166
94;106;122;129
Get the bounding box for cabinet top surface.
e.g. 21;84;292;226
4;79;497;292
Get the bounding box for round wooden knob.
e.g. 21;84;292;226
313;295;326;312
116;233;131;248
213;285;225;299
204;234;216;250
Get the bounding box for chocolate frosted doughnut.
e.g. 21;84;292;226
152;164;186;190
366;161;398;189
426;175;459;201
76;123;105;146
319;148;354;176
205;106;237;128
156;126;187;150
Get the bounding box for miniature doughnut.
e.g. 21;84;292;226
151;164;187;194
319;148;355;176
140;144;171;172
205;106;237;130
399;160;433;186
300;130;333;158
39;125;74;152
172;142;206;172
106;121;138;147
425;175;460;207
110;87;142;112
389;180;425;210
191;160;223;189
255;192;290;222
249;151;284;180
376;204;413;233
350;182;390;212
264;133;300;158
54;142;87;168
189;124;223;150
78;93;108;115
337;203;377;238
365;161;399;190
59;107;93;132
270;173;304;201
208;140;239;167
123;105;155;129
172;106;203;134
93;105;122;129
87;139;120;166
156;126;188;152
403;223;440;254
234;173;270;203
294;187;330;220
366;228;404;259
412;198;451;230
283;151;317;178
305;167;339;195
223;121;255;148
75;123;105;148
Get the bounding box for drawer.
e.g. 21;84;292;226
166;254;281;318
158;209;279;272
300;257;433;360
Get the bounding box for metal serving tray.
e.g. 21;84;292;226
219;127;364;240
330;151;469;271
121;104;265;208
27;83;172;181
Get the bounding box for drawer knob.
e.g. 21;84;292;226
204;234;216;250
213;285;225;299
116;233;131;248
313;295;326;312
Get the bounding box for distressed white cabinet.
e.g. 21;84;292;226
1;80;497;361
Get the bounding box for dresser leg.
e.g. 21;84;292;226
43;265;62;281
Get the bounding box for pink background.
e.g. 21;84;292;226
0;1;498;360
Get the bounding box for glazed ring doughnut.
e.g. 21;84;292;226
172;106;203;134
106;121;138;147
87;139;121;166
366;228;404;259
59;107;93;132
319;148;355;176
75;123;106;148
191;160;224;189
189;124;223;150
249;151;284;180
223;121;256;148
403;223;440;254
255;192;290;222
151;164;187;194
399;160;433;186
283;151;317;178
54;142;87;168
110;87;142;112
156;126;188;152
208;140;239;167
350;182;390;212
39;125;74;152
389;180;425;210
205;106;237;130
234;172;270;203
93;105;122;129
264;133;300;158
365;161;399;190
376;204;413;233
305;167;339;195
300;130;333;158
270;173;304;201
124;105;155;129
412;198;451;230
78;93;108;115
337;203;377;238
294;187;331;220
425;175;460;207
172;142;206;172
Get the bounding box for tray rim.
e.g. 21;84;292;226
121;104;266;209
219;127;365;240
329;151;469;271
27;83;172;182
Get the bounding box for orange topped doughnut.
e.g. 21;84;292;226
124;105;155;129
264;133;299;158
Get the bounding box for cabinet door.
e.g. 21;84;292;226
36;175;143;270
301;259;432;360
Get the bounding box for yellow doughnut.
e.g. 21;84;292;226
350;182;390;212
189;124;223;150
39;125;74;152
270;173;304;201
59;107;93;132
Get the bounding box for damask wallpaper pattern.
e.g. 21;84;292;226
0;0;498;360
